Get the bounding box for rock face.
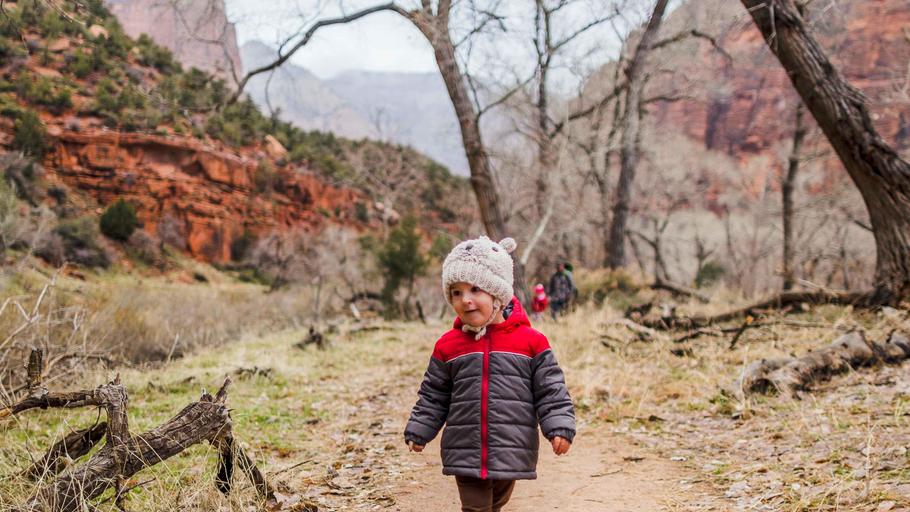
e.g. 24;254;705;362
45;130;362;262
106;0;242;82
650;0;910;164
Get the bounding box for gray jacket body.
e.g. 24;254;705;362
404;299;575;480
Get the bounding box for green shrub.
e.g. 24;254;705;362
136;34;181;74
253;161;277;194
230;230;255;261
375;216;428;315
12;110;47;158
0;36;27;60
68;49;93;78
99;199;139;241
39;10;65;38
93;78;119;115
97;20;130;59
16;0;44;27
0;93;21;118
695;260;726;289
1;152;43;204
55;217;110;267
354;202;369;223
429;233;453;261
15;74;72;112
84;0;112;20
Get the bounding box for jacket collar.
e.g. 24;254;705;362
452;297;528;335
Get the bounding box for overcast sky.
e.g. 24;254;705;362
226;1;440;78
223;0;645;89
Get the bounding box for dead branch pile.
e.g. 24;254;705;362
739;330;910;396
1;349;274;512
631;290;873;330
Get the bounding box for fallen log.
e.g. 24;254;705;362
652;279;711;303
641;290;874;330
3;349;272;512
739;330;910;396
25;422;108;480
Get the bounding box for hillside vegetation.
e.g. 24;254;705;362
0;0;470;271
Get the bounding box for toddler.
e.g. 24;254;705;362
404;236;576;512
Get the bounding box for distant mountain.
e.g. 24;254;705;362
326;70;467;173
240;41;468;174
240;41;375;140
105;0;242;81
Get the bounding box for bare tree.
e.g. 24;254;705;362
781;101;806;290
606;0;670;269
741;0;910;303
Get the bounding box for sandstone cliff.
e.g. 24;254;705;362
648;0;910;172
45;128;362;262
106;0;243;82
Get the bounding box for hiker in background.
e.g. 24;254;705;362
531;283;548;321
548;262;573;320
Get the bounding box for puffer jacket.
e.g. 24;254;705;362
404;298;575;480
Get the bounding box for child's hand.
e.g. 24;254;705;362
550;436;570;456
407;441;425;453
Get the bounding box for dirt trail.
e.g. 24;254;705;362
148;325;723;511
293;325;723;512
393;428;706;511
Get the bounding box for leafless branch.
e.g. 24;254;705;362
651;28;733;63
228;2;407;104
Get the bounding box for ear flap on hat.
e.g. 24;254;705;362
499;237;517;254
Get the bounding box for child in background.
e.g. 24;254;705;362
404;235;576;512
531;283;548;321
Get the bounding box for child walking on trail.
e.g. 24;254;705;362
404;235;576;512
531;283;549;321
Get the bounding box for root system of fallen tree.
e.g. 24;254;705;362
739;330;910;397
1;349;274;512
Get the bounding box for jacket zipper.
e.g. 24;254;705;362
480;331;490;479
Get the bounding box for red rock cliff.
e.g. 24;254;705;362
45;129;362;262
650;0;910;167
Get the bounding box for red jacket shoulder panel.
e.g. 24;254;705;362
432;328;478;362
523;326;551;356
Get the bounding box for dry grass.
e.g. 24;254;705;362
543;297;910;511
0;262;324;391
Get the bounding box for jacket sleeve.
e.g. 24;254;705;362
404;356;452;445
532;345;576;443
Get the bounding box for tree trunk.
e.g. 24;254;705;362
741;0;910;303
606;0;670;269
406;6;529;304
782;102;806;290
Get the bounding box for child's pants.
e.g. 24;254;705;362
455;476;515;512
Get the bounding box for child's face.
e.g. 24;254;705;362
450;282;496;328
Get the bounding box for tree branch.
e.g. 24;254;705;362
652;28;733;63
227;3;407;104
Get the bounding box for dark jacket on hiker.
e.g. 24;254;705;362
404;298;576;480
548;271;574;303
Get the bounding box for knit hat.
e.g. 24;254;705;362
442;235;517;306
